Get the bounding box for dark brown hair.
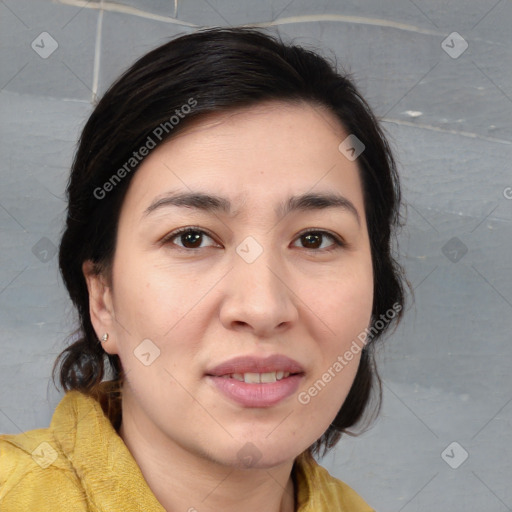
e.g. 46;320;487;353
54;26;405;458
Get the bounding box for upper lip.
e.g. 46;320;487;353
206;354;305;376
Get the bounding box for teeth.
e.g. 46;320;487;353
260;372;276;383
224;372;291;383
244;372;261;383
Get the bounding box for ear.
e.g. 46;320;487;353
82;260;119;355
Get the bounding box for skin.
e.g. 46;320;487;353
83;101;374;512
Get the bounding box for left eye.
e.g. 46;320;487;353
292;230;343;251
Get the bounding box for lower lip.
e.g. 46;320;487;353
207;374;304;407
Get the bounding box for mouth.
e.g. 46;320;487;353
216;371;296;383
205;354;305;407
206;353;305;378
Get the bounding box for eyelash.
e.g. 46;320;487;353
160;226;346;253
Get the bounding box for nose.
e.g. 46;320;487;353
219;245;298;337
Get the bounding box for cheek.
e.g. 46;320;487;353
298;278;372;431
111;252;180;328
301;256;373;394
110;255;212;373
309;260;374;339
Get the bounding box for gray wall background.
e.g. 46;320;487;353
1;1;511;510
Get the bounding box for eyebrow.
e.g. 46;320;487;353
143;190;361;225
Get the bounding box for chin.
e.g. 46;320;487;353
228;437;309;470
232;451;297;471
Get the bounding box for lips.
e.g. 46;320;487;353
205;354;305;407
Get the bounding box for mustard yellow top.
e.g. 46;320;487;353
0;386;374;511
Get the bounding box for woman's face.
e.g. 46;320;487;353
87;101;373;468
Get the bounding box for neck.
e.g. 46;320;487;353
118;402;296;512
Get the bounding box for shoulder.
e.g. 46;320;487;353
0;399;88;511
295;452;375;512
0;427;60;484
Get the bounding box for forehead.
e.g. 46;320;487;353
120;101;365;219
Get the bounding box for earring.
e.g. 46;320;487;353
101;333;109;343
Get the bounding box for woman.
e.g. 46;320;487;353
0;27;405;511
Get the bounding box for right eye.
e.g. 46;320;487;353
161;227;220;250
